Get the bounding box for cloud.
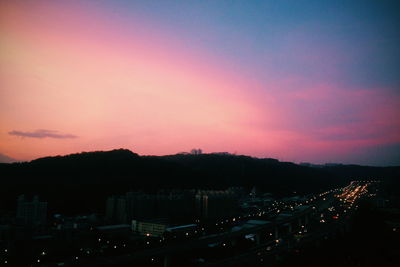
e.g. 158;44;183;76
8;129;77;139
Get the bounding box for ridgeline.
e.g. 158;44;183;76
1;149;399;214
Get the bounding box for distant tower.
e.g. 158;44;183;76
195;191;209;219
105;196;116;223
190;149;202;155
115;197;127;223
16;195;47;225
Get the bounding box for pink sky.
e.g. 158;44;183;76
1;1;399;165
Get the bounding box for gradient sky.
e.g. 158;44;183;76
1;0;399;165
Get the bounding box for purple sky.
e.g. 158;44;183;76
1;0;399;165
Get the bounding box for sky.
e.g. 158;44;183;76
0;0;399;166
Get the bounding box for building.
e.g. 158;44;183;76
106;189;240;224
106;196;126;223
195;189;238;220
132;219;168;237
16;195;47;225
106;190;196;224
97;224;131;235
165;224;198;239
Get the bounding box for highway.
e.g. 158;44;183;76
199;181;377;267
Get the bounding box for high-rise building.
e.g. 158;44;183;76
105;196;128;223
16;195;47;225
105;196;117;222
195;189;238;220
105;190;196;224
106;189;239;224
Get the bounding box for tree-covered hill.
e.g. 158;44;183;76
1;149;398;214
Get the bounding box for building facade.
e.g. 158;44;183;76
16;195;47;225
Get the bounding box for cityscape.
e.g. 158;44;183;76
1;0;400;266
1;151;399;266
0;178;389;266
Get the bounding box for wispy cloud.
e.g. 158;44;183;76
8;129;77;139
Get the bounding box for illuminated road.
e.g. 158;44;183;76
200;181;378;267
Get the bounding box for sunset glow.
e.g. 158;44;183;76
1;0;399;165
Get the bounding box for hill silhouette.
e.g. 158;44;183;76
1;149;399;214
